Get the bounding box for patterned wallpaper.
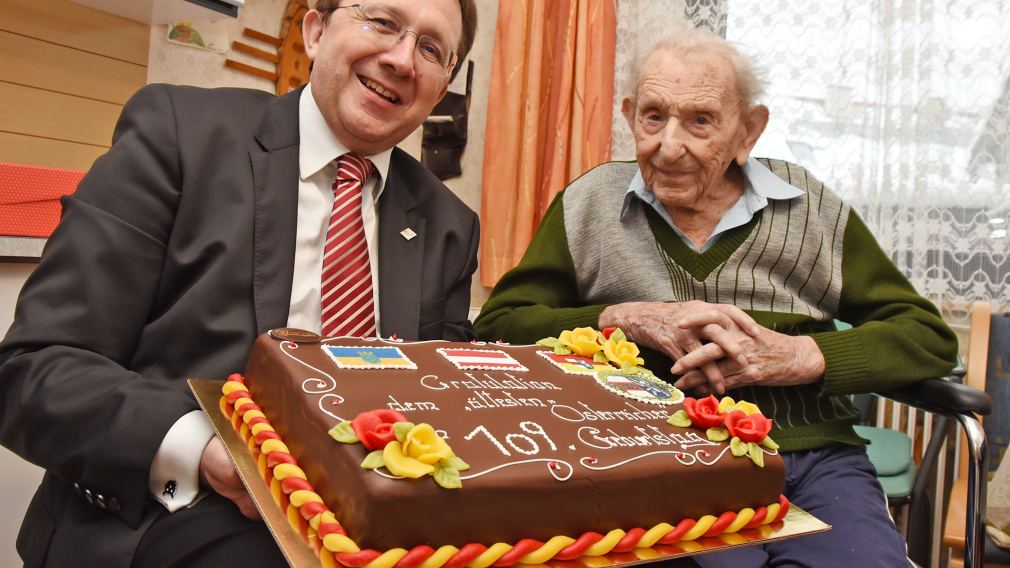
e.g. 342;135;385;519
147;0;288;91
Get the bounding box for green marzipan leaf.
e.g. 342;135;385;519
748;442;765;467
393;422;415;442
554;344;572;355
328;421;359;444
730;436;748;457
760;435;780;450
593;351;610;364
610;328;628;343
442;455;470;471
706;427;729;442
536;337;559;348
360;450;385;470
433;463;462;489
667;410;691;428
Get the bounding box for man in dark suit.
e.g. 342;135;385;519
0;1;479;566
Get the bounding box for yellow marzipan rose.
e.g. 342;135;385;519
383;441;435;478
558;327;604;357
718;396;762;416
401;424;453;465
603;337;644;367
732;400;762;416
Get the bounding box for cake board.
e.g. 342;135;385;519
191;378;831;568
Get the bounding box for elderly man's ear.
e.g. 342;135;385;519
735;104;769;165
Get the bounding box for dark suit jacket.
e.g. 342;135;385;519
0;84;479;567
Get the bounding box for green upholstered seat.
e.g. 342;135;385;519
854;424;915;500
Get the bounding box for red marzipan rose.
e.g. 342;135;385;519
683;395;724;429
351;409;408;451
601;327;617;340
724;410;773;443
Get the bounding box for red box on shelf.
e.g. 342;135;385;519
0;162;84;238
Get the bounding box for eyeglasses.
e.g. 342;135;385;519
331;3;458;78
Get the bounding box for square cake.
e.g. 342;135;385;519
220;329;789;566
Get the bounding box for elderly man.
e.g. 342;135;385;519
0;1;478;566
475;29;957;567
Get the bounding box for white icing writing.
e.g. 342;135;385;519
576;425;720;450
465;391;545;411
386;395;438;412
419;372;560;392
464;421;558;457
550;400;670;423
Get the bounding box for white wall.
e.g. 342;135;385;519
0;263;43;567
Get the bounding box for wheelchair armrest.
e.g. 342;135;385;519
880;377;991;417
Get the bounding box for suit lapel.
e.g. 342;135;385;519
378;152;425;339
250;88;302;333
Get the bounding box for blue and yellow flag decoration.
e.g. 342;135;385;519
323;345;417;370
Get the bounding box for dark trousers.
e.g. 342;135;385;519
678;444;911;568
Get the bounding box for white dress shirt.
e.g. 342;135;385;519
148;83;393;512
621;158;805;252
287;83;392;333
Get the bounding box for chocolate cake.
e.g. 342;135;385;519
226;330;788;565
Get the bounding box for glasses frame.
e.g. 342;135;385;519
327;2;459;78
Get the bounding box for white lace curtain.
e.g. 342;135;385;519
612;0;1010;327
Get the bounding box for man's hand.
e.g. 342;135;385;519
199;435;260;520
672;324;826;395
599;301;762;393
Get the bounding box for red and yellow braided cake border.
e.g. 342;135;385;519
220;374;790;568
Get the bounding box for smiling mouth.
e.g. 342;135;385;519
359;76;400;104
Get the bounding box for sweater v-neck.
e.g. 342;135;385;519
642;205;762;281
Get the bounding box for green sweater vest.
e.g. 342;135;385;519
475;159;958;451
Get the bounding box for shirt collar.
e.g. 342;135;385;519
299;83;393;199
621;157;804;221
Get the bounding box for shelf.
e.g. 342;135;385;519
68;0;242;25
0;237;45;262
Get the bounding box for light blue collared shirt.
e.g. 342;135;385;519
621;158;805;252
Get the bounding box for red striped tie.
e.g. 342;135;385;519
321;153;376;337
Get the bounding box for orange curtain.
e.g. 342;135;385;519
479;0;617;287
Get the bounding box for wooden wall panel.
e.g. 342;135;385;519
0;132;107;172
0;0;149;66
0;83;120;147
0;31;146;105
0;0;148;171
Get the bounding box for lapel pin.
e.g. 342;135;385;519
400;228;417;241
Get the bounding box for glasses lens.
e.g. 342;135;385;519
356;4;455;76
416;36;450;68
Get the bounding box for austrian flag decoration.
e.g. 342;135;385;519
436;348;528;372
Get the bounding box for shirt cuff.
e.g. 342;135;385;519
149;410;214;512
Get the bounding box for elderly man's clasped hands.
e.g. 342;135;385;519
600;301;825;396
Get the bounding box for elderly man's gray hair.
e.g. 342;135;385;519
628;28;766;109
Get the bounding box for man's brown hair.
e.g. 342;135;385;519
313;0;478;81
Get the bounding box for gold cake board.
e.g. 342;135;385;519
191;379;830;568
